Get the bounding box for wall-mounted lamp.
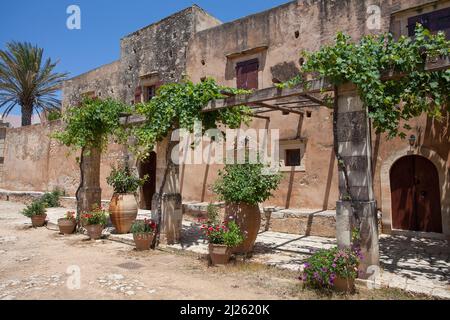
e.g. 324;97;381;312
408;134;416;147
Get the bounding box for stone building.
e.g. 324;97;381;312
0;0;449;239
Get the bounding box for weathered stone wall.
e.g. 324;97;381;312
183;0;450;220
62;61;122;109
2;0;449;237
1;120;126;200
119;6;221;104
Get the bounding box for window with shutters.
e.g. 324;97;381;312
407;7;450;39
144;85;156;102
236;58;259;90
134;86;142;104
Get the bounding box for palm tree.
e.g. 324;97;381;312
0;41;68;126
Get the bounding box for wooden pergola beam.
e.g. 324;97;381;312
252;102;304;116
119;110;269;126
250;114;270;120
300;93;328;106
425;56;450;72
202;78;332;112
274;100;320;106
120;114;146;126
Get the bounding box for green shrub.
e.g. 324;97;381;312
130;219;157;234
301;246;362;290
47;110;61;121
201;220;244;247
21;200;46;218
81;205;108;226
213;160;282;205
107;165;146;194
206;203;220;225
40;190;61;208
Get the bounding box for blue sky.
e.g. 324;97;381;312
0;0;290;118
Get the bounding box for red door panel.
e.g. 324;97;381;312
390;155;442;233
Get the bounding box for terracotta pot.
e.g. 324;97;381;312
225;202;261;254
133;233;154;251
209;244;232;266
333;277;355;293
31;214;47;228
109;193;138;234
85;224;103;240
58;218;76;235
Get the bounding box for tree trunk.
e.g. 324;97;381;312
21;104;33;126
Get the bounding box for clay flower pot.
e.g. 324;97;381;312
209;244;232;266
333;277;355;293
109;193;138;234
58;218;76;235
85;224;103;240
225;202;261;254
31;214;47;228
133;233;154;251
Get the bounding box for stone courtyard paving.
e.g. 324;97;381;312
0;201;448;300
108;214;449;299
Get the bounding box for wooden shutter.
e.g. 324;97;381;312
408;7;450;39
134;86;142;104
236;59;259;90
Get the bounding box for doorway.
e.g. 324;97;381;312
138;152;157;210
390;155;442;233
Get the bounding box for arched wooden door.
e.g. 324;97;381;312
390;155;442;233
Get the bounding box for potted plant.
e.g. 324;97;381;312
107;165;146;234
130;218;157;251
21;200;47;227
81;205;108;240
200;205;244;266
301;246;362;293
212;159;282;255
58;211;77;235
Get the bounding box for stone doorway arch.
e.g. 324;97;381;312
380;146;450;237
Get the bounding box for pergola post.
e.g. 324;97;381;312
77;146;102;214
335;83;379;279
152;135;182;245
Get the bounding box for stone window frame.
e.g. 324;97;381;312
226;49;267;90
390;2;450;40
137;72;160;103
278;138;306;172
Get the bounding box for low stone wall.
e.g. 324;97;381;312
0;189;110;208
1;190;380;238
182;201;338;238
263;209;337;237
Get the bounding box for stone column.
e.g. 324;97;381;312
77;147;102;213
152;134;182;245
335;83;379;279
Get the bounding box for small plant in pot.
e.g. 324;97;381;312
81;205;108;240
58;211;77;235
21;200;47;227
212;158;282;255
107;165;146;234
301;245;362;293
201;205;244;266
130;219;157;251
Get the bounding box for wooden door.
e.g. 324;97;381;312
138;152;157;210
390;155;442;233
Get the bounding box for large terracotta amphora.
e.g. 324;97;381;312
109;193;138;234
225;202;261;254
